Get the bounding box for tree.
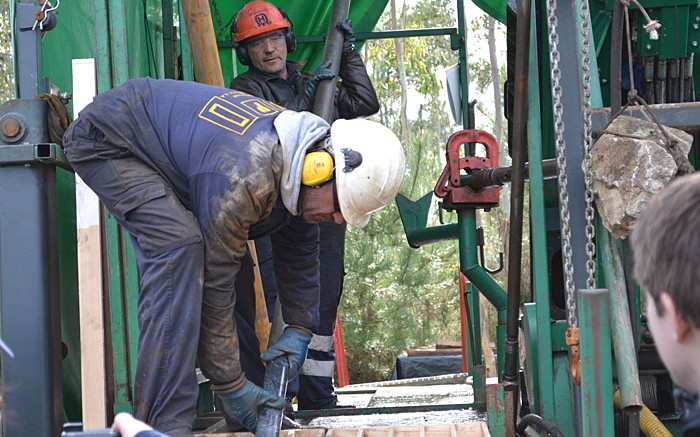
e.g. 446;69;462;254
0;2;14;102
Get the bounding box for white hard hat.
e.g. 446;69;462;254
330;119;406;228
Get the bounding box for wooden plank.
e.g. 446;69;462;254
196;422;489;437
73;58;107;428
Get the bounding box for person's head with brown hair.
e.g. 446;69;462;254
631;172;700;394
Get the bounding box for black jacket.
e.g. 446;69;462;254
230;50;379;121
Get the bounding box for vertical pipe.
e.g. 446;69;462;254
312;0;350;122
457;209;508;312
578;289;614;437
504;0;531;432
599;228;642;412
181;0;224;87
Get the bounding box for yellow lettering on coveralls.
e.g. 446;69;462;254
198;92;283;135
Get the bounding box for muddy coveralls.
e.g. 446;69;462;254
62;77;328;434
230;51;378;409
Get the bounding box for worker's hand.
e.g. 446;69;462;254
303;61;336;103
112;412;154;437
337;19;356;52
217;380;286;431
260;326;312;380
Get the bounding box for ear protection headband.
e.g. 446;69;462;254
302;151;335;187
232;6;296;66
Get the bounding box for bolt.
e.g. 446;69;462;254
694;41;699;47
646;44;652;50
695;23;700;30
1;118;21;139
34;10;45;21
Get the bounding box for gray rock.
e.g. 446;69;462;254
591;115;692;239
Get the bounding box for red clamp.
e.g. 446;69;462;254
433;129;501;206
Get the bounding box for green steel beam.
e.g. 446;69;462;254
178;0;194;82
124;235;141;385
552;352;576;437
58;167;83;422
108;0;129;86
578;289;614;436
526;0;556;422
104;214;133;413
162;0;175;79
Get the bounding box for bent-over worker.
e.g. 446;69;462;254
62;77;405;435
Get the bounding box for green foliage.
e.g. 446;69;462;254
0;2;15;102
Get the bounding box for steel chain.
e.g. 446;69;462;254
580;0;597;290
546;0;577;327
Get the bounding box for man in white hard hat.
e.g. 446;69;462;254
62;77;404;436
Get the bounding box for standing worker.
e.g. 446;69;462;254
62;77;405;435
230;0;380;411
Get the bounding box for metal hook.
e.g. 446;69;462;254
477;227;504;274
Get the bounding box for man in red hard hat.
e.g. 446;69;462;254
230;0;380;417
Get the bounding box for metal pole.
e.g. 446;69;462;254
504;0;531;432
312;0;350;122
255;357;290;436
599;227;642;413
180;0;225;87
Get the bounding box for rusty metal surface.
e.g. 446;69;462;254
591;102;700;134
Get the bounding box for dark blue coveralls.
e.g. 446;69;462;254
62;78;321;434
231;53;378;409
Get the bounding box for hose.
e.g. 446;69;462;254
516;413;564;437
613;390;673;437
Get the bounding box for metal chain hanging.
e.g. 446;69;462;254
546;0;578;328
580;0;597;291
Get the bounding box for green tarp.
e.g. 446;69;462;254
472;0;506;24
42;1;389;95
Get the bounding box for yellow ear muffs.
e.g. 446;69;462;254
302;151;335;187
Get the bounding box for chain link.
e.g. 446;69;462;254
546;0;577;327
580;0;597;290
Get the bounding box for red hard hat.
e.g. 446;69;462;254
234;1;291;43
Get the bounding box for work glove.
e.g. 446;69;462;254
303;60;336;103
337;19;356;52
216;379;286;431
260;326;312;380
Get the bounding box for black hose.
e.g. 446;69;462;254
517;413;565;437
610;0;623;112
312;0;350;122
504;0;531;389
